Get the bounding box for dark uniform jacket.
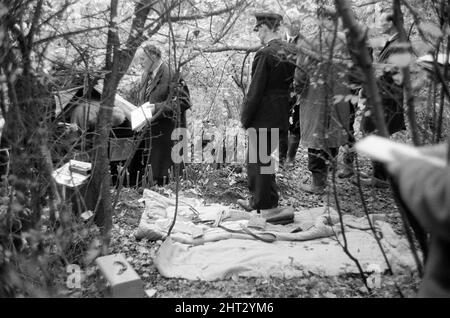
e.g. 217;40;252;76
397;156;450;297
241;39;296;130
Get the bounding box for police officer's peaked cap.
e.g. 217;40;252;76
253;12;283;31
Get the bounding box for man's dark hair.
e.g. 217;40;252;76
317;5;337;21
143;44;161;59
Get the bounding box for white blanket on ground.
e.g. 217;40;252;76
136;190;417;280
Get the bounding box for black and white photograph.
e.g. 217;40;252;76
0;0;449;303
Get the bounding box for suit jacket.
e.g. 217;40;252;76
397;158;450;297
240;39;296;130
136;61;192;181
138;61;191;128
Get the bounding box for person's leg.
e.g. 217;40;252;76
372;160;388;181
286;132;300;165
247;129;279;210
240;129;257;211
279;129;288;166
150;119;175;186
339;101;356;178
300;148;328;194
128;141;146;187
287;104;300;165
339;145;355;178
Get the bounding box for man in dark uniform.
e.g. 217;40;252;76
237;12;296;216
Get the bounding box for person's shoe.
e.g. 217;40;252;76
299;182;326;195
285;156;296;169
352;176;389;188
260;206;294;225
371;177;389;188
338;166;354;179
299;172;327;195
237;199;253;212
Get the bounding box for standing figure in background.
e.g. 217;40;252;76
237;12;296;216
131;44;191;187
338;62;370;179
360;11;406;187
285;21;302;168
294;6;351;195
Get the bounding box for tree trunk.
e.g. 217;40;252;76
87;0;120;235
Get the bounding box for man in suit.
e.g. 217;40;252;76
237;12;296;218
130;44;191;187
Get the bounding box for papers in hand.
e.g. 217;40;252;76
355;135;447;168
131;102;155;131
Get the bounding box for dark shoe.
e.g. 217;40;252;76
237;199;253;212
299;182;326;195
371;177;389;188
284;159;295;169
300;172;327;194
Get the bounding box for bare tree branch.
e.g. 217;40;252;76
33;26;109;46
334;0;426;276
334;0;389;137
37;0;79;29
27;0;44;47
169;1;248;22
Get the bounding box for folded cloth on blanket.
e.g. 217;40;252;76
135;190;345;243
135;190;416;280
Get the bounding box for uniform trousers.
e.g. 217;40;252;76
247;129;279;210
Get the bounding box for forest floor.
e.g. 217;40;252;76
72;143;421;298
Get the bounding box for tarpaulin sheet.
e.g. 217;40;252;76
136;190;416;280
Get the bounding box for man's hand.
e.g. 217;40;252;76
141;101;155;110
